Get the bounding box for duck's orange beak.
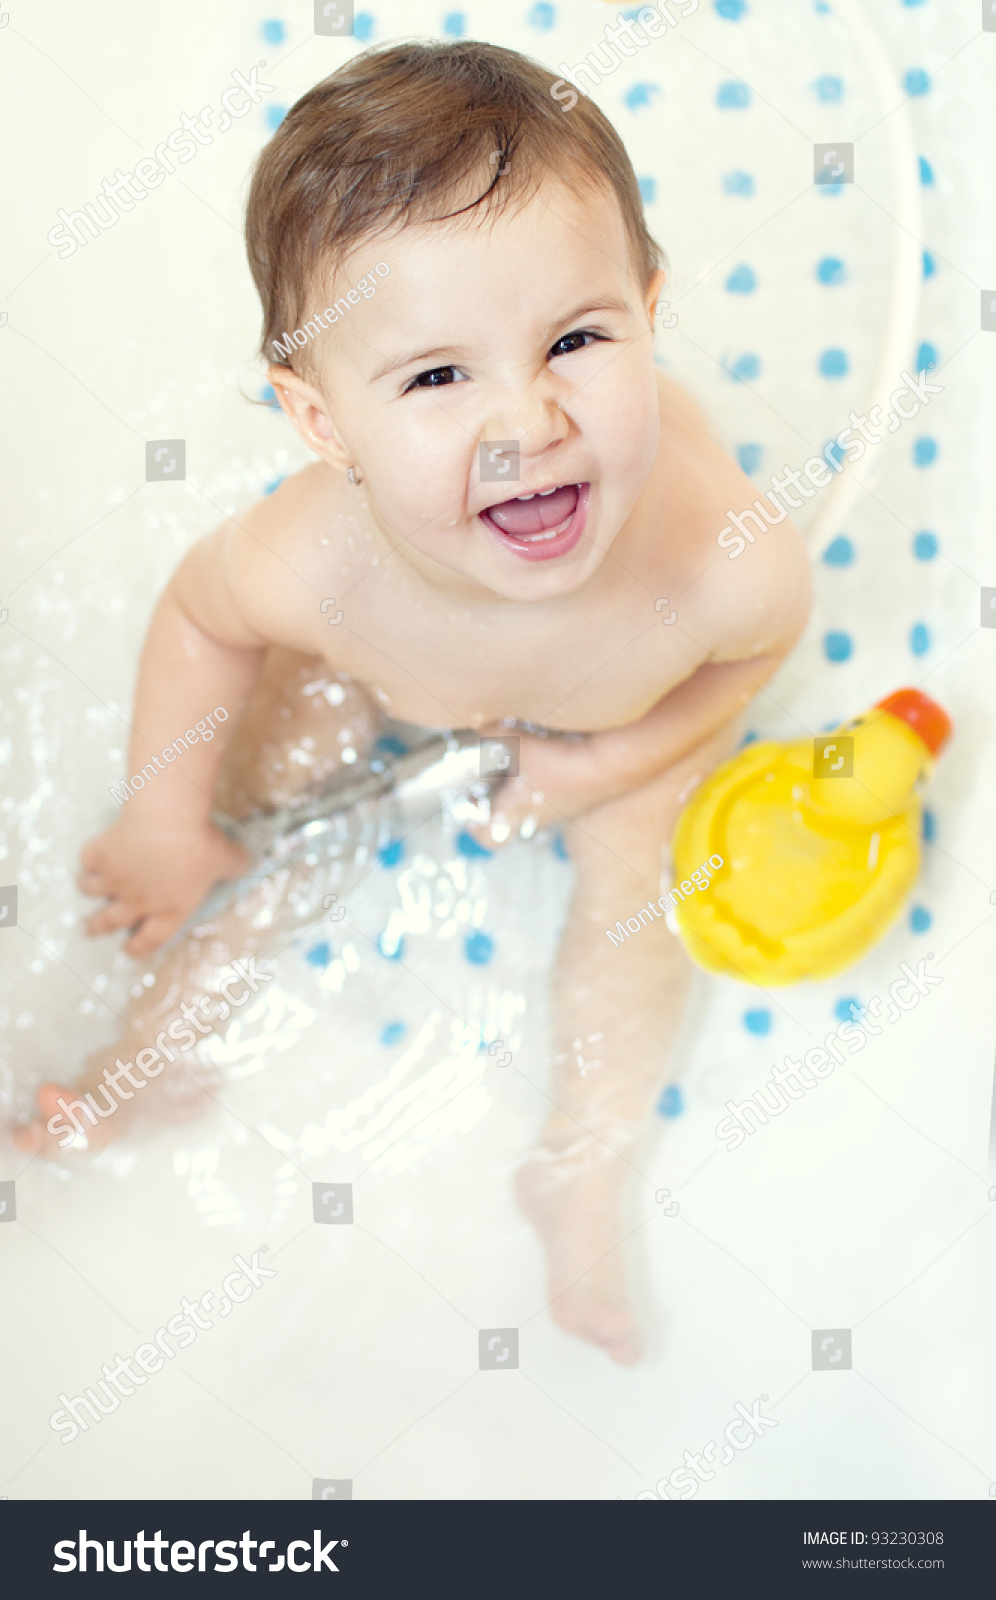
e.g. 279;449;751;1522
875;688;952;756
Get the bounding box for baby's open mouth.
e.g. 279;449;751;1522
481;483;588;562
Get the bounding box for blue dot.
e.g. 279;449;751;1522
903;68;931;97
914;437;938;467
261;384;279;407
379;1020;407;1047
816;255;846;285
261;19;285;43
373;734;407;758
527;1;556;26
715;0;747;16
265;105;286;131
717;81;752;109
306;941;333;968
377;839;405;868
915;341;937;372
910;622;931;656
822;536;854;566
737;442;763;475
814;0;830;10
464;930;494;965
456;829;493;859
835;996;861;1023
263;475;286;496
922;808;935;844
442;11;465;36
725;352;761;382
913;530;938;561
919;155;934;186
819;348;849;378
910;905;932;933
377;931;405;960
902;0;927;6
824;631;853;663
813;74;844;103
743;1008;772;1035
638;176;657;204
923;250;936;279
354;12;375;40
551;831;570;861
725;263;757;294
823;438;846;471
624;83;662;111
738;729;760;747
722;169;755;196
656;1084;685;1118
818;179;844;198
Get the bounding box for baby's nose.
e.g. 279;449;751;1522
482;384;568;462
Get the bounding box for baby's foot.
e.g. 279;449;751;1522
13;1080;128;1159
516;1135;641;1366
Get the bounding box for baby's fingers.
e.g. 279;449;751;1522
124;913;183;958
77;867;110;897
79;837;112;876
84;900;141;937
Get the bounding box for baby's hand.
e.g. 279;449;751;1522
78;821;249;957
468;730;597;851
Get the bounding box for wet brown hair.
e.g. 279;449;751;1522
245;39;664;376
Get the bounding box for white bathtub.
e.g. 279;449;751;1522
1;0;994;1501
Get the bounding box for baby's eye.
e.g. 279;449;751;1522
548;329;609;359
404;365;468;392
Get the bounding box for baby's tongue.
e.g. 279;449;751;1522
487;483;577;537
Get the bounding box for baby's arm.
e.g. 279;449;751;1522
478;652;782;844
81;529;269;955
563;651;785;804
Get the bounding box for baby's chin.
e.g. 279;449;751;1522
419;532;613;603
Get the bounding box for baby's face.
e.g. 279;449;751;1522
306;180;663;601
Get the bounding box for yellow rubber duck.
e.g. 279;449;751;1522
670;689;952;985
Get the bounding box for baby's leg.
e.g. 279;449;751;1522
517;724;738;1364
17;653;380;1155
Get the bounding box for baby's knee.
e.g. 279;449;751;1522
215;655;381;818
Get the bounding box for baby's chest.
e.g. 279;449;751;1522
328;596;710;731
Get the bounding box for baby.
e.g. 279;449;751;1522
18;41;810;1363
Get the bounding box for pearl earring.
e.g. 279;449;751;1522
346;465;363;486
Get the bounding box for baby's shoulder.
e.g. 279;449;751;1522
655;370;714;440
653;370;748;517
645;372;810;653
219;461;352;646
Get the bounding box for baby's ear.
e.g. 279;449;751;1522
266;363;350;469
645;268;668;328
